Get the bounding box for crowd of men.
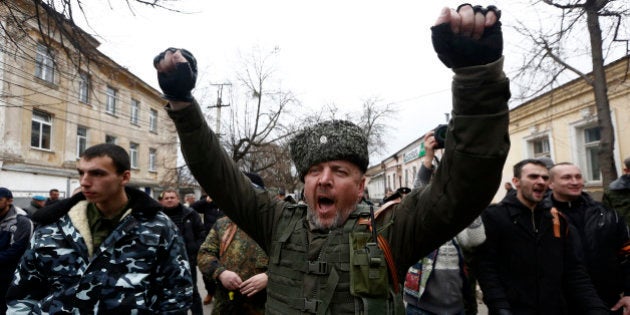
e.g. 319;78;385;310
0;2;629;315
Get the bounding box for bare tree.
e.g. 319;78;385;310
198;46;299;183
512;0;629;186
0;0;180;71
356;97;397;157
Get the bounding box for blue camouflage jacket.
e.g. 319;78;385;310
6;187;193;314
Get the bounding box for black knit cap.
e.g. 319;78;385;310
289;120;368;181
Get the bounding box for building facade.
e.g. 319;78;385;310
0;1;179;207
497;56;630;202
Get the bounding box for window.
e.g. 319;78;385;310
31;110;52;150
130;143;139;169
404;169;409;187
581;126;601;182
106;86;117;115
130;99;140;125
77;126;87;157
105;135;117;144
149;148;157;172
35;44;54;83
149;109;158;132
529;137;551;158
78;73;90;103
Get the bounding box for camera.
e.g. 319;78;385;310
433;124;447;149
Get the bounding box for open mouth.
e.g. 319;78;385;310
317;196;335;214
318;196;334;207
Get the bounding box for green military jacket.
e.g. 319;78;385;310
168;58;511;314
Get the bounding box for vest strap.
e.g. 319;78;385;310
317;267;340;315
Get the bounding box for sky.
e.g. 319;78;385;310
79;0;535;163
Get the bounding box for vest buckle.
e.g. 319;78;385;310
308;260;329;275
301;298;320;313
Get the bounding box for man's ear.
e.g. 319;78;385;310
357;175;366;200
121;170;131;186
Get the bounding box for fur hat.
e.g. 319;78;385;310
290;120;368;181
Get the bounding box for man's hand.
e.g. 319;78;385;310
611;296;630;315
423;130;437;168
431;4;502;68
153;48;197;103
217;270;242;291
239;273;268;297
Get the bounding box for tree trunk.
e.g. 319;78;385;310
586;7;618;186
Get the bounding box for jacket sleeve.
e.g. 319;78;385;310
167;103;278;253
562;224;609;313
197;220;224;280
413;163;433;189
191;209;206;254
474;209;512;311
5;235;45;314
388;58;511;276
0;214;33;265
611;208;630;297
151;218;194;314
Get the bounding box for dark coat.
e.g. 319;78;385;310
549;192;630;308
190;199;223;235
163;203;206;266
476;193;607;314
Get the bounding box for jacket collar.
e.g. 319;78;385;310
609;174;630;190
33;187;162;226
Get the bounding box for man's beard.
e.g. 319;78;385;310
306;206;355;230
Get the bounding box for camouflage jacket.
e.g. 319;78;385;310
198;216;268;312
6;187;193;314
603;174;630;226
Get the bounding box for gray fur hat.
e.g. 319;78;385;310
290;120;368;181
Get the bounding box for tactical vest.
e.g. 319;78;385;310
266;204;404;315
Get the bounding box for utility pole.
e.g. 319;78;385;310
207;83;232;138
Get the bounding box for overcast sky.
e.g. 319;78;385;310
80;0;539;162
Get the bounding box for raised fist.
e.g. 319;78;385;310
431;4;503;68
153;48;197;102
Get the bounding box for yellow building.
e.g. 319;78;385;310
496;56;630;202
0;1;178;206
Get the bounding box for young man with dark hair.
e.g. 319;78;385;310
7;143;193;314
476;159;607;313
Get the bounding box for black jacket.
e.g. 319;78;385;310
476;193;607;314
190;199;223;235
548;192;630;307
163;204;206;266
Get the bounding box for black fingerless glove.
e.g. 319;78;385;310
154;48;198;102
431;8;503;68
